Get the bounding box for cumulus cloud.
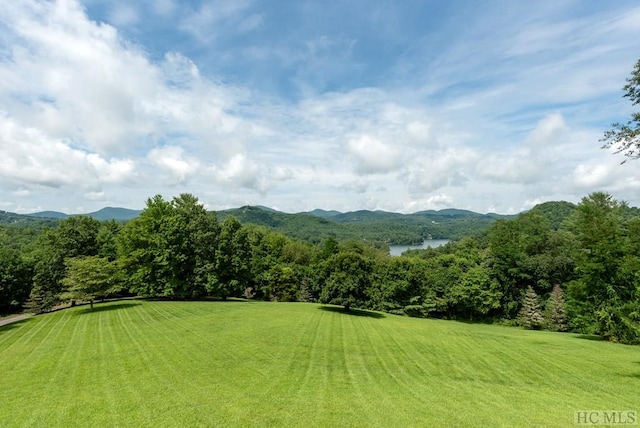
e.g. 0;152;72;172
347;134;402;174
0;0;640;215
0;0;249;159
85;191;106;201
525;112;568;145
426;193;455;207
476;113;572;185
210;153;279;193
147;146;199;185
0;114;135;189
403;148;476;194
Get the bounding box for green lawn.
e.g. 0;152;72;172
0;301;638;427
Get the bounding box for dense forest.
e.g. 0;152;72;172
1;192;639;344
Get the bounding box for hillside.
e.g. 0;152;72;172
0;301;636;427
218;206;511;244
28;207;141;222
8;200;615;245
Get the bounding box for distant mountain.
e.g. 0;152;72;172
87;207;141;221
6;204;521;245
219;205;512;244
414;208;486;218
305;209;342;218
28;207;141;221
29;211;69;219
0;210;60;227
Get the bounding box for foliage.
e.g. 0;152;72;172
213;216;251;299
544;285;568;332
518;286;544;330
601;59;640;161
594;302;640;345
218;205;509;245
3;191;640;344
28;216;102;312
529;201;576;230
0;248;33;312
61;256;122;309
319;250;373;310
118;194;219;299
449;265;502;321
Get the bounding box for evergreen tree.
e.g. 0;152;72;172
518;286;544;329
544;285;568;332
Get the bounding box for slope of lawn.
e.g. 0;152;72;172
0;300;638;427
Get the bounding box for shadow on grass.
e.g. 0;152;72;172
0;318;33;333
319;305;385;319
574;334;604;342
73;301;141;315
143;297;248;303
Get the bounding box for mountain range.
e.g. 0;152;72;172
1;202;579;245
28;207;142;221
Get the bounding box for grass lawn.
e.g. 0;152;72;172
0;300;638;427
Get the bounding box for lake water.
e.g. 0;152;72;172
388;239;450;256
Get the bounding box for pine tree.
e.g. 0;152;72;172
518;286;544;329
297;279;314;303
544;284;568;332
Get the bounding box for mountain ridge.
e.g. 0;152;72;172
4;201;579;245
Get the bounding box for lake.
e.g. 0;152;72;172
388;239;450;256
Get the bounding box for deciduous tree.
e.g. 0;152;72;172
602;59;640;161
319;251;373;311
61;256;121;310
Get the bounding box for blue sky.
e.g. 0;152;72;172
1;0;639;214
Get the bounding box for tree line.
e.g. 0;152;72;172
1;191;638;344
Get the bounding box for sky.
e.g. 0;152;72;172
1;0;640;215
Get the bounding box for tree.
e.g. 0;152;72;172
319;251;373;311
544;285;568;332
0;248;33;312
118;194;220;299
28;216;101;312
449;265;502;321
518;286;544;330
61;256;121;310
602;59;640;161
213;216;251;299
568;192;626;309
97;220;122;261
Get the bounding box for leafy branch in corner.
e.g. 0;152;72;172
601;59;640;162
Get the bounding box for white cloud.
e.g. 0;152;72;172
347;134;402;174
403;148;476;194
0;114;135;189
210;153;270;193
525;112;568;145
85;191;106;201
147;146;199;185
12;189;30;197
0;0;640;215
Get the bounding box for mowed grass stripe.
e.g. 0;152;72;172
1;300;639;427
